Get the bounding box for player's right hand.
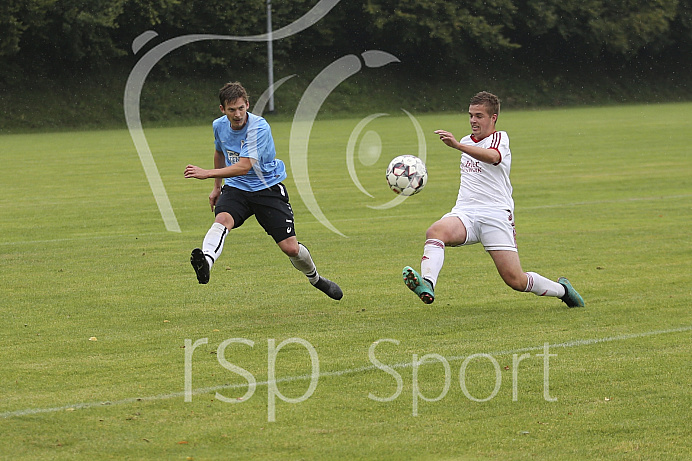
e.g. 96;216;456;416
209;188;221;211
184;164;210;179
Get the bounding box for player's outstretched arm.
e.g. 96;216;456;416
434;130;500;165
434;130;460;149
184;157;255;180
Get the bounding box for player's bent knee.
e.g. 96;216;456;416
215;212;234;230
426;223;450;242
503;273;527;291
426;217;465;245
425;227;440;240
277;237;299;257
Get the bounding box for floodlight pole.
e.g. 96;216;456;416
266;0;275;113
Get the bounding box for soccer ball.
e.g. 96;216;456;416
386;155;428;196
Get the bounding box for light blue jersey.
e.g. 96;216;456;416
213;112;287;192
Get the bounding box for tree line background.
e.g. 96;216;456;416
1;0;691;130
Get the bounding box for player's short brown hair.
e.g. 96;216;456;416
470;91;500;119
219;82;249;107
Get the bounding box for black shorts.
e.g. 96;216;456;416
214;183;296;243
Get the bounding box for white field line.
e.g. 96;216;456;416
2;194;690;247
0;232;170;247
2;325;690;419
521;194;692;210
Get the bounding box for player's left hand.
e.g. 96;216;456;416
184;165;209;179
434;130;459;149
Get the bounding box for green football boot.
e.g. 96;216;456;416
558;277;585;307
403;266;435;304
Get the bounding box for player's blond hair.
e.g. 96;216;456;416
470;91;500;120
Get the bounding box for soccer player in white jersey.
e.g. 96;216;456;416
403;91;583;307
184;82;342;300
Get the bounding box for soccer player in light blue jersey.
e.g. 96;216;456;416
184;82;342;300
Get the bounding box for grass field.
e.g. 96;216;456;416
1;103;691;460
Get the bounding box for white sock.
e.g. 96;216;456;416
202;222;228;270
289;243;319;284
421;239;445;288
524;272;565;298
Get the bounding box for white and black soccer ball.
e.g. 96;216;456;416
385;155;428;196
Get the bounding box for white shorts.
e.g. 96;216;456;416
442;207;517;252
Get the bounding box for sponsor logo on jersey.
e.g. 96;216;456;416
226;150;240;164
462;159;483;174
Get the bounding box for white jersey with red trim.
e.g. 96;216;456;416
454;130;514;211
